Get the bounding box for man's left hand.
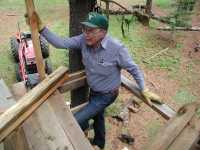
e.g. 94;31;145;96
141;88;162;106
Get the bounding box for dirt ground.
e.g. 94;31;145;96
105;2;200;150
0;1;200;150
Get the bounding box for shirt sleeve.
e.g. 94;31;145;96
117;45;145;90
40;27;82;49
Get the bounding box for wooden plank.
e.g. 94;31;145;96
121;75;176;120
24;0;46;80
0;143;3;150
59;70;85;93
71;102;88;114
148;104;197;150
0;66;68;141
168;115;200;150
4;127;30;150
0;81;30;150
25;101;74;150
12;82;74;150
59;76;86;93
48;91;93;150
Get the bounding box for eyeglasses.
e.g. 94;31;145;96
82;27;101;36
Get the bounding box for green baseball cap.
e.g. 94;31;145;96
81;12;108;30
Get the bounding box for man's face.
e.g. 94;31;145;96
82;26;106;47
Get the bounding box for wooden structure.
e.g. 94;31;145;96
148;103;200;150
0;68;200;149
0;67;93;150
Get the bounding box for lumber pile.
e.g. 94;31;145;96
0;67;93;150
148;102;200;150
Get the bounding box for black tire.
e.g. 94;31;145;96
15;63;22;81
10;37;19;62
45;59;53;74
40;36;50;58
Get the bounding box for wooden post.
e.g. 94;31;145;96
24;0;46;80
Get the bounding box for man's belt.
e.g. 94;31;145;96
90;88;119;95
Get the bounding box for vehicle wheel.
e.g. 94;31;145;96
15;63;22;81
10;37;19;62
45;59;53;74
40;36;49;58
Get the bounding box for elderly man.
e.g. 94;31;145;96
29;12;156;150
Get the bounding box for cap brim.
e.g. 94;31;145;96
81;22;98;28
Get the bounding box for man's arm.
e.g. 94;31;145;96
40;27;82;50
117;45;144;91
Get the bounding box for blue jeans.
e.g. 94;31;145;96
74;90;118;149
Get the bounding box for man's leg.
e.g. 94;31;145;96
92;110;105;149
74;94;108;130
74;91;118;149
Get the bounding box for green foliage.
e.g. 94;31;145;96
154;0;172;9
146;120;162;139
158;56;180;71
0;0;68;11
112;14;138;38
105;98;122;117
0;44;16;87
173;89;197;104
168;0;196;28
50;20;69;69
0;0;25;11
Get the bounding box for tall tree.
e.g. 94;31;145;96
146;0;152;15
69;0;96;107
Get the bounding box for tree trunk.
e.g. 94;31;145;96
145;0;152;15
69;0;96;107
144;0;152;25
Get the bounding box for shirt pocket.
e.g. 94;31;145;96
95;61;116;76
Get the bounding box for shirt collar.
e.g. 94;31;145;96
101;34;109;50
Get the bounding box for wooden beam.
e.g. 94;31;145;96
59;70;86;93
148;104;197;150
121;75;176;120
0;66;68;142
24;0;46;80
3;127;30;150
71;102;88;114
12;82;75;150
168;115;200;150
0;80;29;150
48;91;93;150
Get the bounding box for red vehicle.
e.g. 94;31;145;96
10;32;52;88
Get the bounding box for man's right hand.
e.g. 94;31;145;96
24;11;45;32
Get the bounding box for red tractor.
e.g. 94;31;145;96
10;32;52;88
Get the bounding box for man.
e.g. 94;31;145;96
28;12;157;150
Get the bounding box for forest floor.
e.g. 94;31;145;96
104;1;200;150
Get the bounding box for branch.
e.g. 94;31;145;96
101;0;131;13
150;14;172;24
156;26;200;31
